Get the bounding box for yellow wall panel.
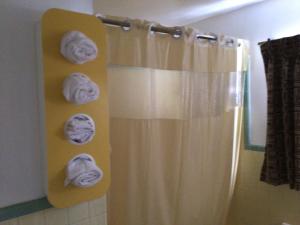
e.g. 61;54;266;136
41;8;110;208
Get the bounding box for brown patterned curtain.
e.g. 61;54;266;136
260;35;300;190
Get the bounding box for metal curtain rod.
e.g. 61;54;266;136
97;16;218;41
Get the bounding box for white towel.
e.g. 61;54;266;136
60;31;98;64
64;153;103;188
64;114;95;145
63;73;100;105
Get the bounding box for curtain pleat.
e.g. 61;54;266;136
260;35;300;190
105;19;245;225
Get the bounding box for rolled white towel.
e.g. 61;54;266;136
64;114;95;145
63;73;100;105
60;31;98;64
64;153;103;188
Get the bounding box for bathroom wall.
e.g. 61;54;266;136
0;0;107;224
0;0;94;207
191;1;300;224
0;197;106;225
191;0;300;147
226;145;300;225
93;0;265;26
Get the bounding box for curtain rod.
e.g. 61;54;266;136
97;16;218;41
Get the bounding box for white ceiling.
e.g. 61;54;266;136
94;0;267;26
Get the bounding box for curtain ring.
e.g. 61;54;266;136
148;23;157;35
172;27;182;39
121;19;131;32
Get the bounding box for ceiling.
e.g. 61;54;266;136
94;0;267;26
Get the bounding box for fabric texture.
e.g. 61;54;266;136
60;31;98;64
106;19;237;73
260;35;300;190
64;153;103;188
105;18;245;225
63;72;100;105
64;114;95;145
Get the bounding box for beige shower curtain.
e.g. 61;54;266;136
105;19;245;225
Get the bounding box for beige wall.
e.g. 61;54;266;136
0;197;106;225
227;147;300;225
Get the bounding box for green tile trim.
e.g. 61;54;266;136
0;198;52;222
243;70;265;152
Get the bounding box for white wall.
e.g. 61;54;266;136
191;0;300;146
94;0;264;26
0;0;93;207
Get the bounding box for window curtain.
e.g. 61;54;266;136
105;18;245;225
260;35;300;190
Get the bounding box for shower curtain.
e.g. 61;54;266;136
105;19;245;225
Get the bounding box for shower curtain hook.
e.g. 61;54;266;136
148;23;157;35
172;27;183;39
121;18;131;31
